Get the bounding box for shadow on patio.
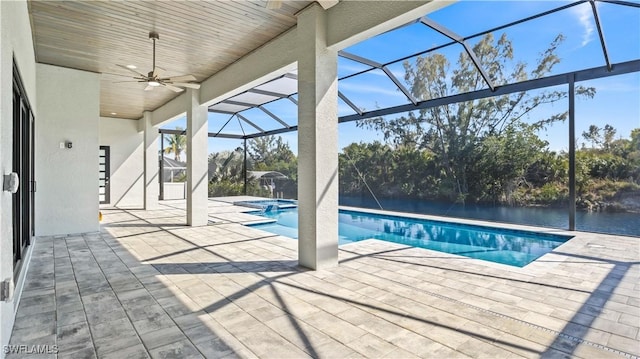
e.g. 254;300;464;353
8;202;639;358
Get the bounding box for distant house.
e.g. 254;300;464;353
162;157;187;182
249;171;288;197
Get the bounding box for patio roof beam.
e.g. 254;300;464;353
590;0;612;71
420;17;496;92
339;50;418;105
244;125;298;139
212;114;238;138
247;88;289;98
223;99;257;108
159;129;186;136
338;51;382;68
459;1;588;43
381;67;418;105
337;41;456;82
337;1;591;84
597;0;640;7
287;95;298;105
208;133;244;139
258;105;291;129
338;91;363;116
236;115;247;137
236;113;265;133
159;128;243;139
339;59;640;123
207;109;236;115
225;60;640;139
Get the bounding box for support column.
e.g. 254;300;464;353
143;111;159;210
159;134;165;200
243;138;248;195
186;88;209;226
297;4;339;270
568;76;576;231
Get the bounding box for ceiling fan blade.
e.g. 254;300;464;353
116;64;147;77
162;83;184;92
160;74;196;82
113;80;147;83
153;66;166;78
144;84;155;91
171;82;201;89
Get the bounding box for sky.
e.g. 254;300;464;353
161;0;640;156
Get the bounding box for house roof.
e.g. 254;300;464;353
249;171;288;180
162;157;186;169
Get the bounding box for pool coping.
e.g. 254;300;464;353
234;204;595;271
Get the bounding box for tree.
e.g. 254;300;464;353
340;142;394;196
358;32;595;202
582;124;602;148
208;149;244;182
474;124;548;203
603;124;617;151
582;124;616;150
247;135;297;179
248;136;295;166
164;127;186;162
207;148;270;197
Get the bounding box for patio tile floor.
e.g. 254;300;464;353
7;199;640;358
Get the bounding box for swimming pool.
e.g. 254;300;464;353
249;208;571;267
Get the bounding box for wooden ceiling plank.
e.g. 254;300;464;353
31;1;291;58
28;0;312;120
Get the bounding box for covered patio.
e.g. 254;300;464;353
2;0;639;358
8;199;639;358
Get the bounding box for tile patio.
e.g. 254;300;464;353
7;199;640;358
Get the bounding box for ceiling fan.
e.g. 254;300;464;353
116;32;200;93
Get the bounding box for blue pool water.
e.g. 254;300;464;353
249;208;572;267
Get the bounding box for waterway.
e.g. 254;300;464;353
339;195;640;237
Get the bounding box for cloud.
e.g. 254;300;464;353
339;82;406;98
589;78;640;93
339;62;371;76
571;3;595;47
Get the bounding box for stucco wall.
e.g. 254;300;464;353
99;117;144;208
35;64;100;236
0;0;37;354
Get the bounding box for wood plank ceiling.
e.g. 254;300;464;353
28;0;312;120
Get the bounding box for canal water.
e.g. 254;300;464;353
339;196;640;237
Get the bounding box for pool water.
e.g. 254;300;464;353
249;208;571;267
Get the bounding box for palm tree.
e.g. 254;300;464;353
164;127;186;162
208;148;245;182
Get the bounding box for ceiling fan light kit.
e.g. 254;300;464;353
115;31;200;93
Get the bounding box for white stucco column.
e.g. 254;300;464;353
143;111;159;210
297;4;339;270
186;88;208;226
